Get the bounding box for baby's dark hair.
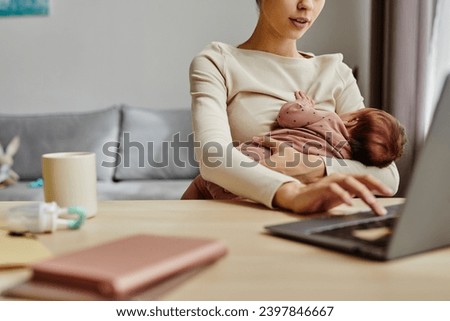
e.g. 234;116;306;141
348;108;407;168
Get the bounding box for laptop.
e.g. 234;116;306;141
265;75;450;261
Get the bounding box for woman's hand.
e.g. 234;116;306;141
273;173;394;216
253;136;326;183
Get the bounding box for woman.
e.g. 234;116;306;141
184;0;399;215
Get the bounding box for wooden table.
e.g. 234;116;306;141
1;199;450;300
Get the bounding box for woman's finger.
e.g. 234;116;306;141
328;182;353;206
355;174;394;196
253;136;286;152
338;176;387;215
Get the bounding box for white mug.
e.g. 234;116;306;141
42;152;97;218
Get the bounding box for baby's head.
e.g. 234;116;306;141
341;108;407;168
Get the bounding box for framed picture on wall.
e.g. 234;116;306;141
0;0;49;17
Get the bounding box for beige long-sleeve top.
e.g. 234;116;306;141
190;42;400;208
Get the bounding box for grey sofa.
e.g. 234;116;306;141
0;106;198;201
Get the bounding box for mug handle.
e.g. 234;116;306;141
66;206;87;229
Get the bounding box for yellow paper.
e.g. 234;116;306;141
0;230;53;269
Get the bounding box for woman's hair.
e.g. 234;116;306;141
348;108;407;168
256;0;260;7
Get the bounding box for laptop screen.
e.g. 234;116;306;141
386;74;450;259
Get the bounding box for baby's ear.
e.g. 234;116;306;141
6;136;20;157
344;118;359;128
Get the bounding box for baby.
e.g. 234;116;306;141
182;91;407;200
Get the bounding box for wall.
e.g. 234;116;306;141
0;0;371;114
300;0;372;103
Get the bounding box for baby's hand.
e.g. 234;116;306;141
294;91;315;109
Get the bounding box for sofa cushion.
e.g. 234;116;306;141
113;106;199;180
0;107;120;181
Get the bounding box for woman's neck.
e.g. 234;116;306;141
239;23;301;58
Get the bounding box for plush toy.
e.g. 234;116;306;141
0;136;20;189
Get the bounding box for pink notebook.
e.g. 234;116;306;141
22;234;227;300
